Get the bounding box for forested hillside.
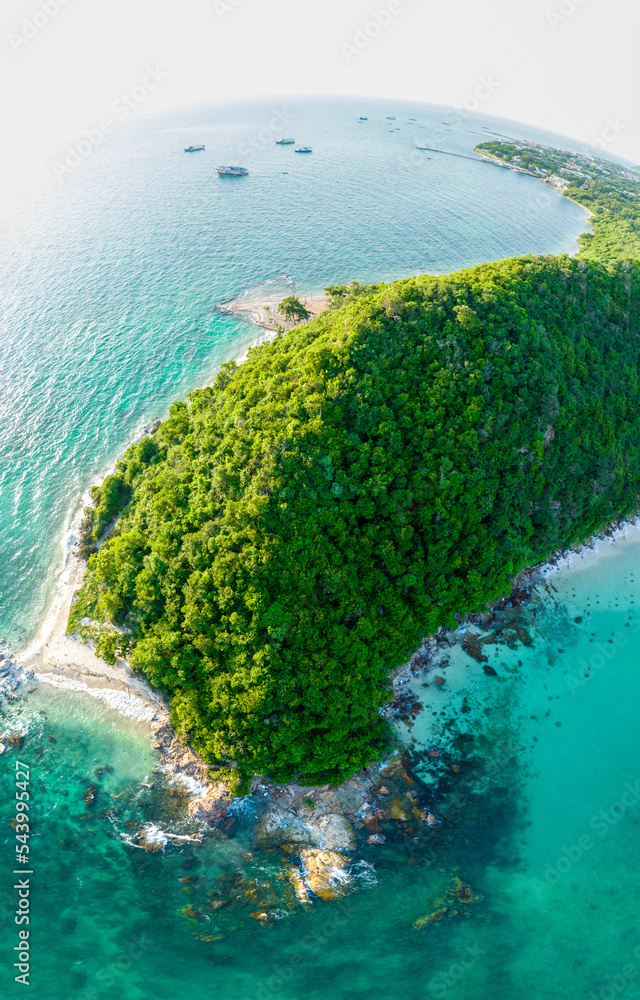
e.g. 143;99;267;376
70;255;640;786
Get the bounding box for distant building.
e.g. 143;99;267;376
547;174;570;192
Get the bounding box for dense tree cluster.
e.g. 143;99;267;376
71;254;640;786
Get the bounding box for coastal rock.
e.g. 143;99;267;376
287;866;311;905
255;808;313;847
255;806;355;851
188;797;229;825
298;849;349;902
312;812;355;851
422;812;438;827
366;834;386;845
389;799;409;822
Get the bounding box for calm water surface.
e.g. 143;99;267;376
0;96;588;649
1;99;636;1000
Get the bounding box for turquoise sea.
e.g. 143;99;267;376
0;98;638;999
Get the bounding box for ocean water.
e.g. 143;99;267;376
1;97;637;1000
0;96;589;650
0;529;638;999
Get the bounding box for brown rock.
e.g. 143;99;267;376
188;797;229;825
287;865;311;905
299;849;349;902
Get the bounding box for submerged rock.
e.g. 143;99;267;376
83;784;98;809
137;824;168;853
413;907;449;929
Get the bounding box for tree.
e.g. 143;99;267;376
68;255;640;787
278;296;311;323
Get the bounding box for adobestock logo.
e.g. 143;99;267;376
8;0;74;53
51;66;169;179
531;779;640;898
237;108;293;157
591;116;627;151
546;0;588;29
341;1;404;63
445;75;501;127
212;0;247;20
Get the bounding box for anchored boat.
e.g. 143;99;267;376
184;144;205;152
276;138;295;144
216;166;249;176
294;147;312;153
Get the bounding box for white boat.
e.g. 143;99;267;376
294;147;312;153
276;139;295;144
184;144;205;152
216;166;248;176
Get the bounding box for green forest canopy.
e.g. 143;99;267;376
70;144;640;788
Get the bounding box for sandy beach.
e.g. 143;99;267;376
218;291;330;331
20;543;167;724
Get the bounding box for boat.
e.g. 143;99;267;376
184;144;205;152
408;117;416;121
276;138;295;144
359;117;368;121
294;147;312;153
416;145;431;150
216;166;248;176
386;116;396;120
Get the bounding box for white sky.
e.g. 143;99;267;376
2;0;638;195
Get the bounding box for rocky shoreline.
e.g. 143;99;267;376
4;481;638;904
217;291;329;333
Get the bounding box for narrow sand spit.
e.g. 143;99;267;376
218;292;329;332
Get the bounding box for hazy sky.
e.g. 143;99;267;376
2;0;638;192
